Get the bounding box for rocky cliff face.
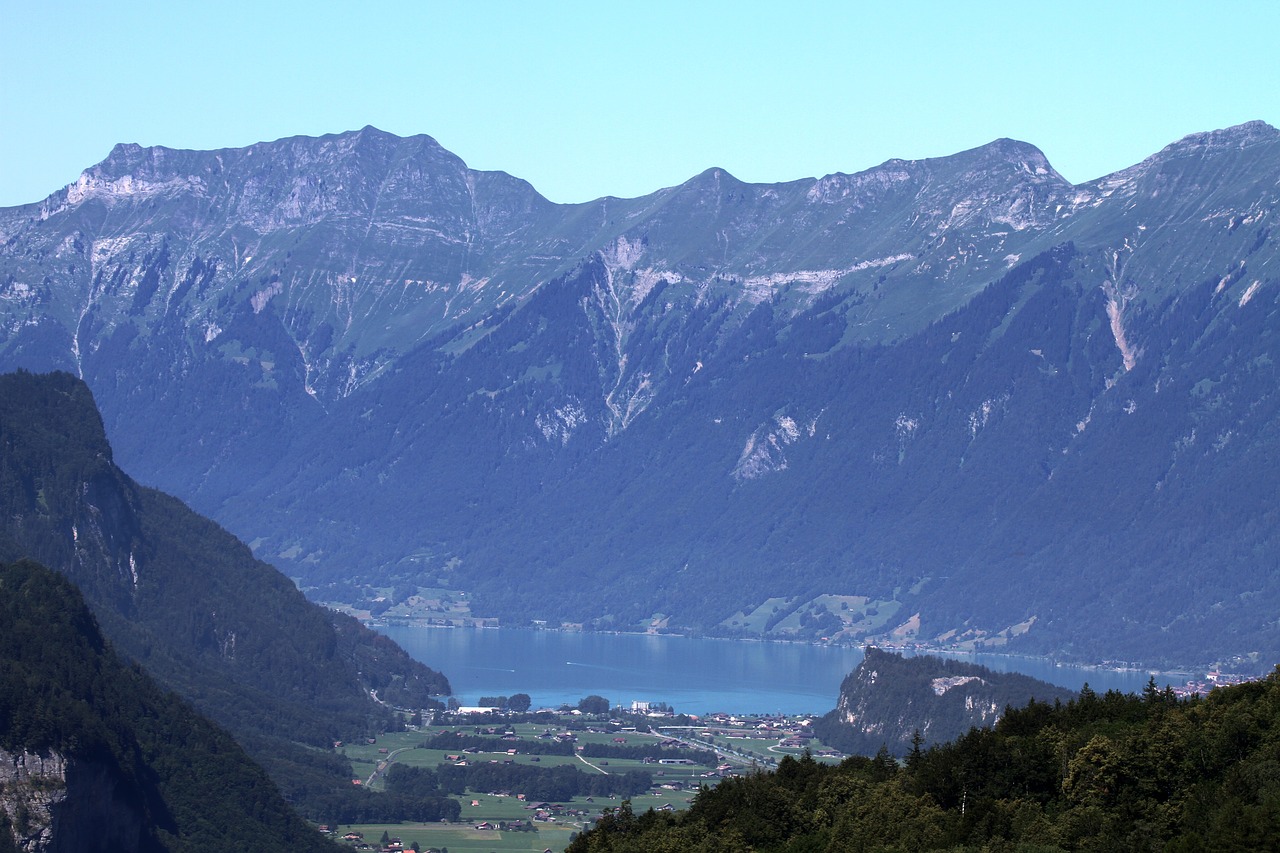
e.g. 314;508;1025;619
0;559;335;851
2;123;1279;666
0;126;1092;414
0;749;144;853
1;749;69;852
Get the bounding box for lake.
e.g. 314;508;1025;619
378;626;1170;716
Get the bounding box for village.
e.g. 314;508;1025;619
327;706;845;852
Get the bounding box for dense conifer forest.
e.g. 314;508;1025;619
0;370;450;823
0;559;337;852
813;648;1078;755
568;674;1280;851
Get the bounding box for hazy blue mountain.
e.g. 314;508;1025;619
1;122;1278;668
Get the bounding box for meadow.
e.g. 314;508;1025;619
332;714;843;849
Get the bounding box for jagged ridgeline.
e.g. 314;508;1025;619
0;370;449;820
568;673;1280;852
2;123;1280;666
812;647;1077;755
0;559;338;853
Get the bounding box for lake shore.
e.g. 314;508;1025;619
364;614;1217;685
373;623;1176;716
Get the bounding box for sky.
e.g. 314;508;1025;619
2;1;1278;208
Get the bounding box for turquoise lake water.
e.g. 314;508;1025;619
378;626;1169;716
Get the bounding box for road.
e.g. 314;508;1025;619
576;753;609;774
653;728;764;767
365;746;414;786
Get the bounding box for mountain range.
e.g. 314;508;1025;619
2;122;1278;667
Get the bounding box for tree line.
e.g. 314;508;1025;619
569;673;1280;851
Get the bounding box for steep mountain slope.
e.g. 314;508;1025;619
1;123;1279;668
0;559;338;853
0;371;449;817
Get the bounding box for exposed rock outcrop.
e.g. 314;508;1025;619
0;749;144;853
813;648;1077;756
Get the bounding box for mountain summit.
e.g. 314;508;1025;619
2;123;1278;667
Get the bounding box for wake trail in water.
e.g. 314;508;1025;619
565;660;628;673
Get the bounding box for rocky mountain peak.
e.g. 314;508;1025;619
1075;119;1280;205
987;138;1062;180
1160;119;1279;155
104;141;147;164
306;125;457;169
934;137;1069;190
63;142;204;208
681;166;747;193
1117;119;1280;176
4;123;1280;670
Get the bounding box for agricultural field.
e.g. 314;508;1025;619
332;822;575;852
333;714;845;850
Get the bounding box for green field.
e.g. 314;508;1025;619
335;822;576;852
332;716;844;849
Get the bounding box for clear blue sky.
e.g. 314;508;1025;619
2;1;1277;208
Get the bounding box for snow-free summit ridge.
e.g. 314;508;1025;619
1;121;1279;669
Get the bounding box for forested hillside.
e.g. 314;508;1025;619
813;648;1077;755
569;674;1280;851
0;559;338;852
0;370;449;820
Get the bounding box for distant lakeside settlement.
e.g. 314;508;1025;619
328;596;1262;708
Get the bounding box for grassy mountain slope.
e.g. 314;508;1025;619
266;237;1280;667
